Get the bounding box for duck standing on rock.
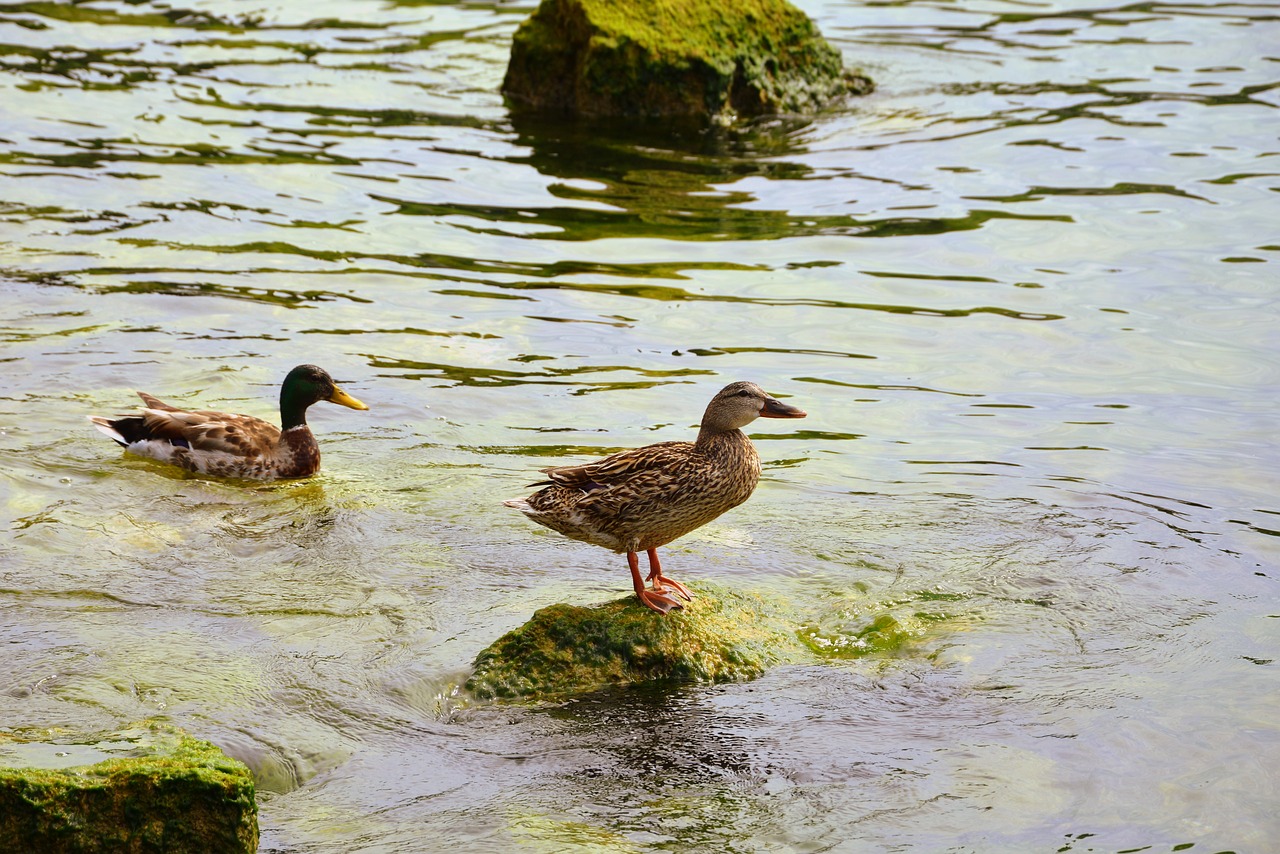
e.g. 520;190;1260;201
88;364;368;480
505;381;807;614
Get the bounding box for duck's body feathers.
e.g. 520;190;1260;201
90;396;310;479
511;433;760;553
89;365;367;481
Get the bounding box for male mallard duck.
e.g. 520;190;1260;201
504;381;807;614
88;364;368;480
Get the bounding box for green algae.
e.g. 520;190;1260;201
798;597;961;661
466;582;809;700
506;808;644;852
502;0;873;121
799;613;927;658
0;721;257;853
464;581;974;701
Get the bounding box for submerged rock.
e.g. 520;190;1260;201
502;0;873;122
0;720;257;853
466;583;809;699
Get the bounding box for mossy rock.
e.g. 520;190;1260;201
502;0;873;121
0;720;257;854
466;582;810;700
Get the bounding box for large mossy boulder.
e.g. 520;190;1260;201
502;0;873;122
467;583;810;700
0;721;257;854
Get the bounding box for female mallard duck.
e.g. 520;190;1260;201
88;364;368;480
505;381;807;614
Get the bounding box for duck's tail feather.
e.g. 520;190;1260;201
88;415;149;447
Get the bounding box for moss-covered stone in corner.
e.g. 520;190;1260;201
466;582;810;700
502;0;873;121
0;720;257;854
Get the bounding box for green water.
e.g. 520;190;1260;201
2;0;1277;851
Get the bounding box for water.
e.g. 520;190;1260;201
2;0;1277;850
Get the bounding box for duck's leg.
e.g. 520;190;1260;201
629;551;683;614
643;548;693;602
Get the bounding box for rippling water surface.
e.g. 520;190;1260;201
2;0;1278;851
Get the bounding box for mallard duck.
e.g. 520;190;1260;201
88;364;368;480
504;381;807;614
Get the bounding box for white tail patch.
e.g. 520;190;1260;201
503;498;535;514
88;416;127;446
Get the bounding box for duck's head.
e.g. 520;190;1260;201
280;364;369;427
701;381;806;432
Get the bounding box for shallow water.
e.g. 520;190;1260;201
2;0;1278;851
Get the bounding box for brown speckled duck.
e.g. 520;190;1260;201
504;381;807;614
88;364;368;480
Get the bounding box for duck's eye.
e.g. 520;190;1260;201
737;389;753;397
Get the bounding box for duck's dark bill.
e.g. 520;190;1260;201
760;399;807;418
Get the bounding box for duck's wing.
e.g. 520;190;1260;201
537;441;694;491
137;407;281;457
136;391;183;412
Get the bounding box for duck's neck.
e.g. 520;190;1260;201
279;387;312;431
281;411;309;431
694;425;753;456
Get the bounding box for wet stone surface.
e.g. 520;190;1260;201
502;0;871;120
467;583;811;700
0;720;257;854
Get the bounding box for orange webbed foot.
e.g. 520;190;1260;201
642;548;693;602
653;574;693;602
637;588;685;614
630;550;685;615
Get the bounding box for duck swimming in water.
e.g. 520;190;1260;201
504;381;807;614
89;364;368;480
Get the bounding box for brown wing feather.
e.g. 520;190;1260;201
578;467;689;516
541;441;694;489
136;391;182;412
138;408;280;456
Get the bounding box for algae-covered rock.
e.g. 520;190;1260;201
467;583;809;699
0;720;257;854
502;0;873;122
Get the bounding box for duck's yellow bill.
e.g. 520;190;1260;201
328;386;369;410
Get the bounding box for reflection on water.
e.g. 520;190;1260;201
2;0;1279;851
